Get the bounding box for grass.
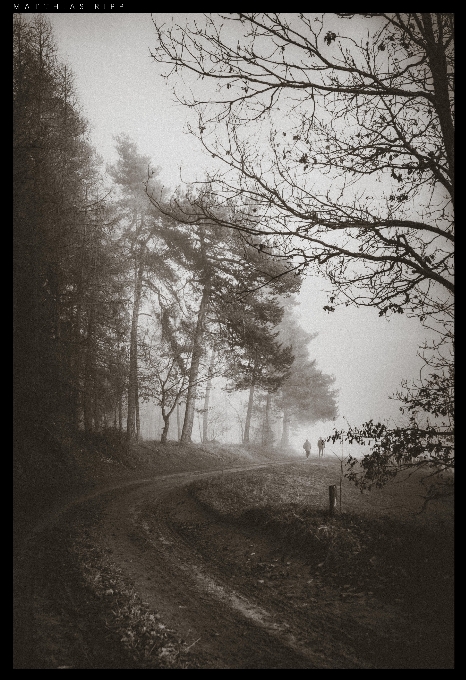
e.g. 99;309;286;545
189;458;454;605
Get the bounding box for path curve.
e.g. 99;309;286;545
17;460;335;669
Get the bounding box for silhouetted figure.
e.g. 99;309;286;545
303;439;311;458
317;437;325;457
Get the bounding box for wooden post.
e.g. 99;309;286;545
329;485;337;516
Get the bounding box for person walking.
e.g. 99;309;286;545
317;437;325;458
303;438;311;458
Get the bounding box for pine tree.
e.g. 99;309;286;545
275;307;338;446
14;15;106;439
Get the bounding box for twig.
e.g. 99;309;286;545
185;637;201;651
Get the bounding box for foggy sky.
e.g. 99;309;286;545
41;12;437;432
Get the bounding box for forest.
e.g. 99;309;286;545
13;14;338;487
13;13;454;670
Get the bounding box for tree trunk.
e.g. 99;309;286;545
262;392;274;448
154;405;161;441
127;256;144;440
177;401;181;441
118;392;123;433
421;14;454;188
73;301;83;429
244;381;255;444
161;413;170;443
135;369;140;441
83;304;95;433
181;282;211;443
202;349;216;443
281;407;291;447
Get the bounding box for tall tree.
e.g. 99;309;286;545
150;13;453;321
181;276;211;442
201;348;216;443
14;14;110;443
107;135;166;440
150;13;454;479
147;189;301;443
139;319;190;444
276;307;338;446
224;296;294;444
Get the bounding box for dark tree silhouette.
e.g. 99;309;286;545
150;13;454;484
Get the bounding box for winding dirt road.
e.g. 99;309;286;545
14;461;419;669
96;470;319;668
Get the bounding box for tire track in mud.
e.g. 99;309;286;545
16;458;452;669
18;461;294;547
17;460;325;669
96;465;320;668
132;485;368;669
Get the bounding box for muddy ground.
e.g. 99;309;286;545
13;442;454;669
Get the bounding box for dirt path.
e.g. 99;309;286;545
14;460;444;669
15;462;320;668
96;477;316;668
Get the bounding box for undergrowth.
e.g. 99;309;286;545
31;504;196;669
69;525;191;669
